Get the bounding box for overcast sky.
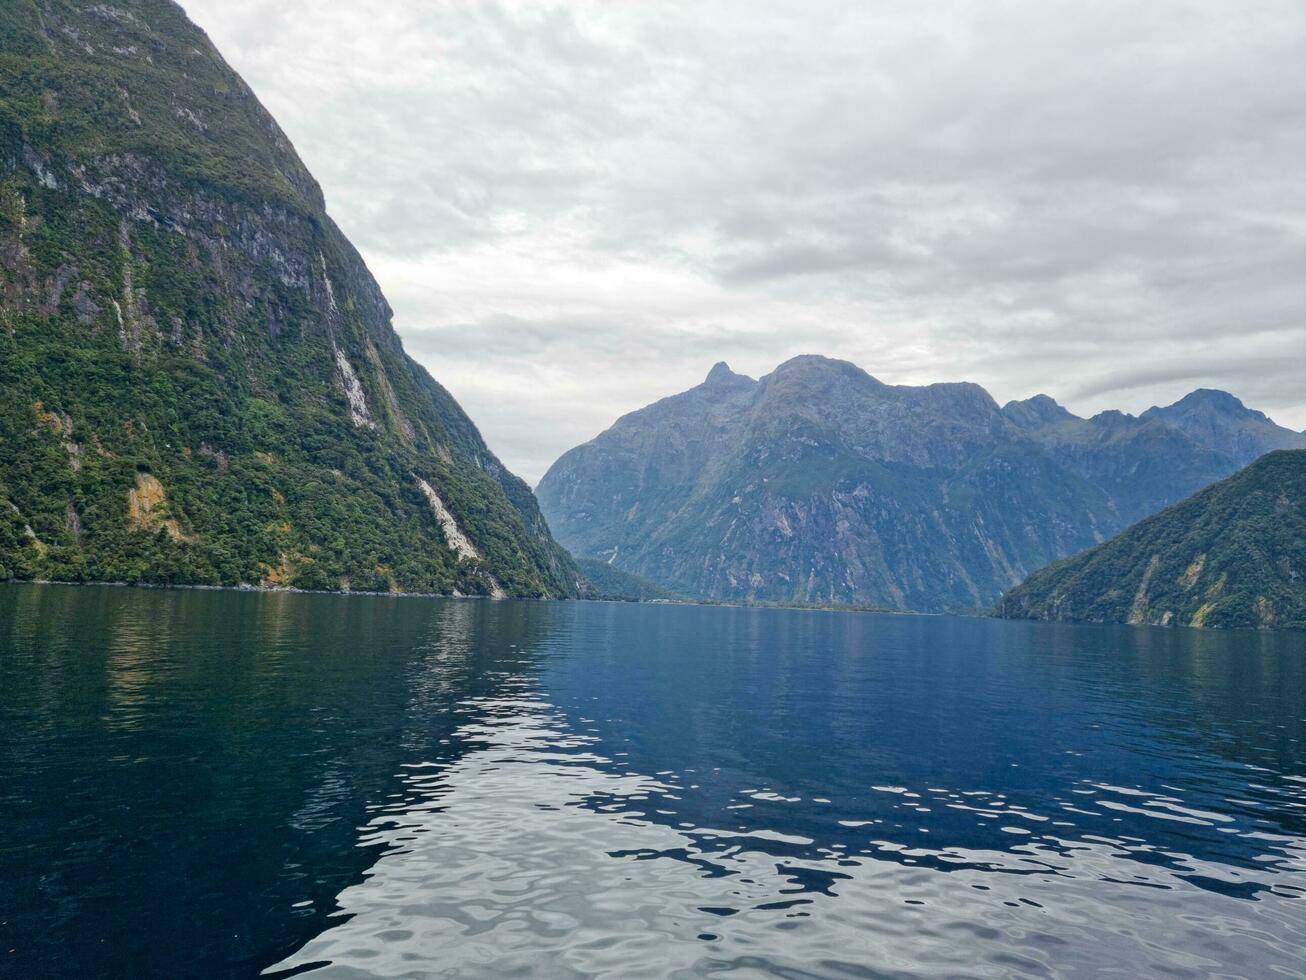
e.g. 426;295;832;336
181;0;1306;484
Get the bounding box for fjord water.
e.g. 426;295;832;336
1;586;1304;978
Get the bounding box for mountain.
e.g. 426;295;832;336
1141;389;1306;465
997;451;1306;630
0;1;579;596
1001;401;1243;525
537;356;1299;612
573;558;676;602
539;356;1121;612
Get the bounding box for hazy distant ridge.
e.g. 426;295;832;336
538;356;1304;612
998;450;1306;630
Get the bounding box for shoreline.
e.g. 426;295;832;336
0;577;513;602
1;579;1292;632
0;575;945;618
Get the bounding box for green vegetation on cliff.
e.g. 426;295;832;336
0;1;580;596
997;451;1306;630
574;558;675;602
539;354;1302;614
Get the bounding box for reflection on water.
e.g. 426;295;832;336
103;591;176;733
1;586;1305;978
278;692;1306;979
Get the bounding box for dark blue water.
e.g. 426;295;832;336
1;584;1304;978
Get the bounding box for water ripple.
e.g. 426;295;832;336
4;588;1305;978
273;687;1306;979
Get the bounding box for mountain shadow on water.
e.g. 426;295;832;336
0;583;564;977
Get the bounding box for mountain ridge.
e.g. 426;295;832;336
997;450;1306;630
538;356;1302;612
0;0;581;596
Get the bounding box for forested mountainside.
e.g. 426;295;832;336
538;356;1303;612
997;451;1306;630
0;1;581;596
573;558;676;602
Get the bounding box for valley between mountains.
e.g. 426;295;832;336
1;1;1302;630
537;357;1305;619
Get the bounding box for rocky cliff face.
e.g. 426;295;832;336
0;1;580;596
1004;405;1229;526
539;357;1117;611
1140;389;1306;465
997;450;1306;630
538;356;1300;612
1004;390;1305;526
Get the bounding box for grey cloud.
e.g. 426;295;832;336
182;0;1306;479
1069;352;1306;406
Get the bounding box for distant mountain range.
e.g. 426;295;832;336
537;357;1305;612
998;450;1306;630
6;2;1299;617
0;1;580;596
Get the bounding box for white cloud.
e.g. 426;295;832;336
182;0;1306;483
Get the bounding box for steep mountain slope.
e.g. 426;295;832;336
539;358;1298;612
539;357;1118;611
997;451;1306;630
573;558;676;602
1140;389;1306;465
1002;400;1239;525
0;1;579;596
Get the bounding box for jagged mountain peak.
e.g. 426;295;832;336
539;354;1122;612
703;361;753;387
1003;394;1078;429
1142;388;1305;465
1155;388;1254;416
912;379;1004;413
537;354;1298;613
1087;409;1138;427
768;354;881;384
